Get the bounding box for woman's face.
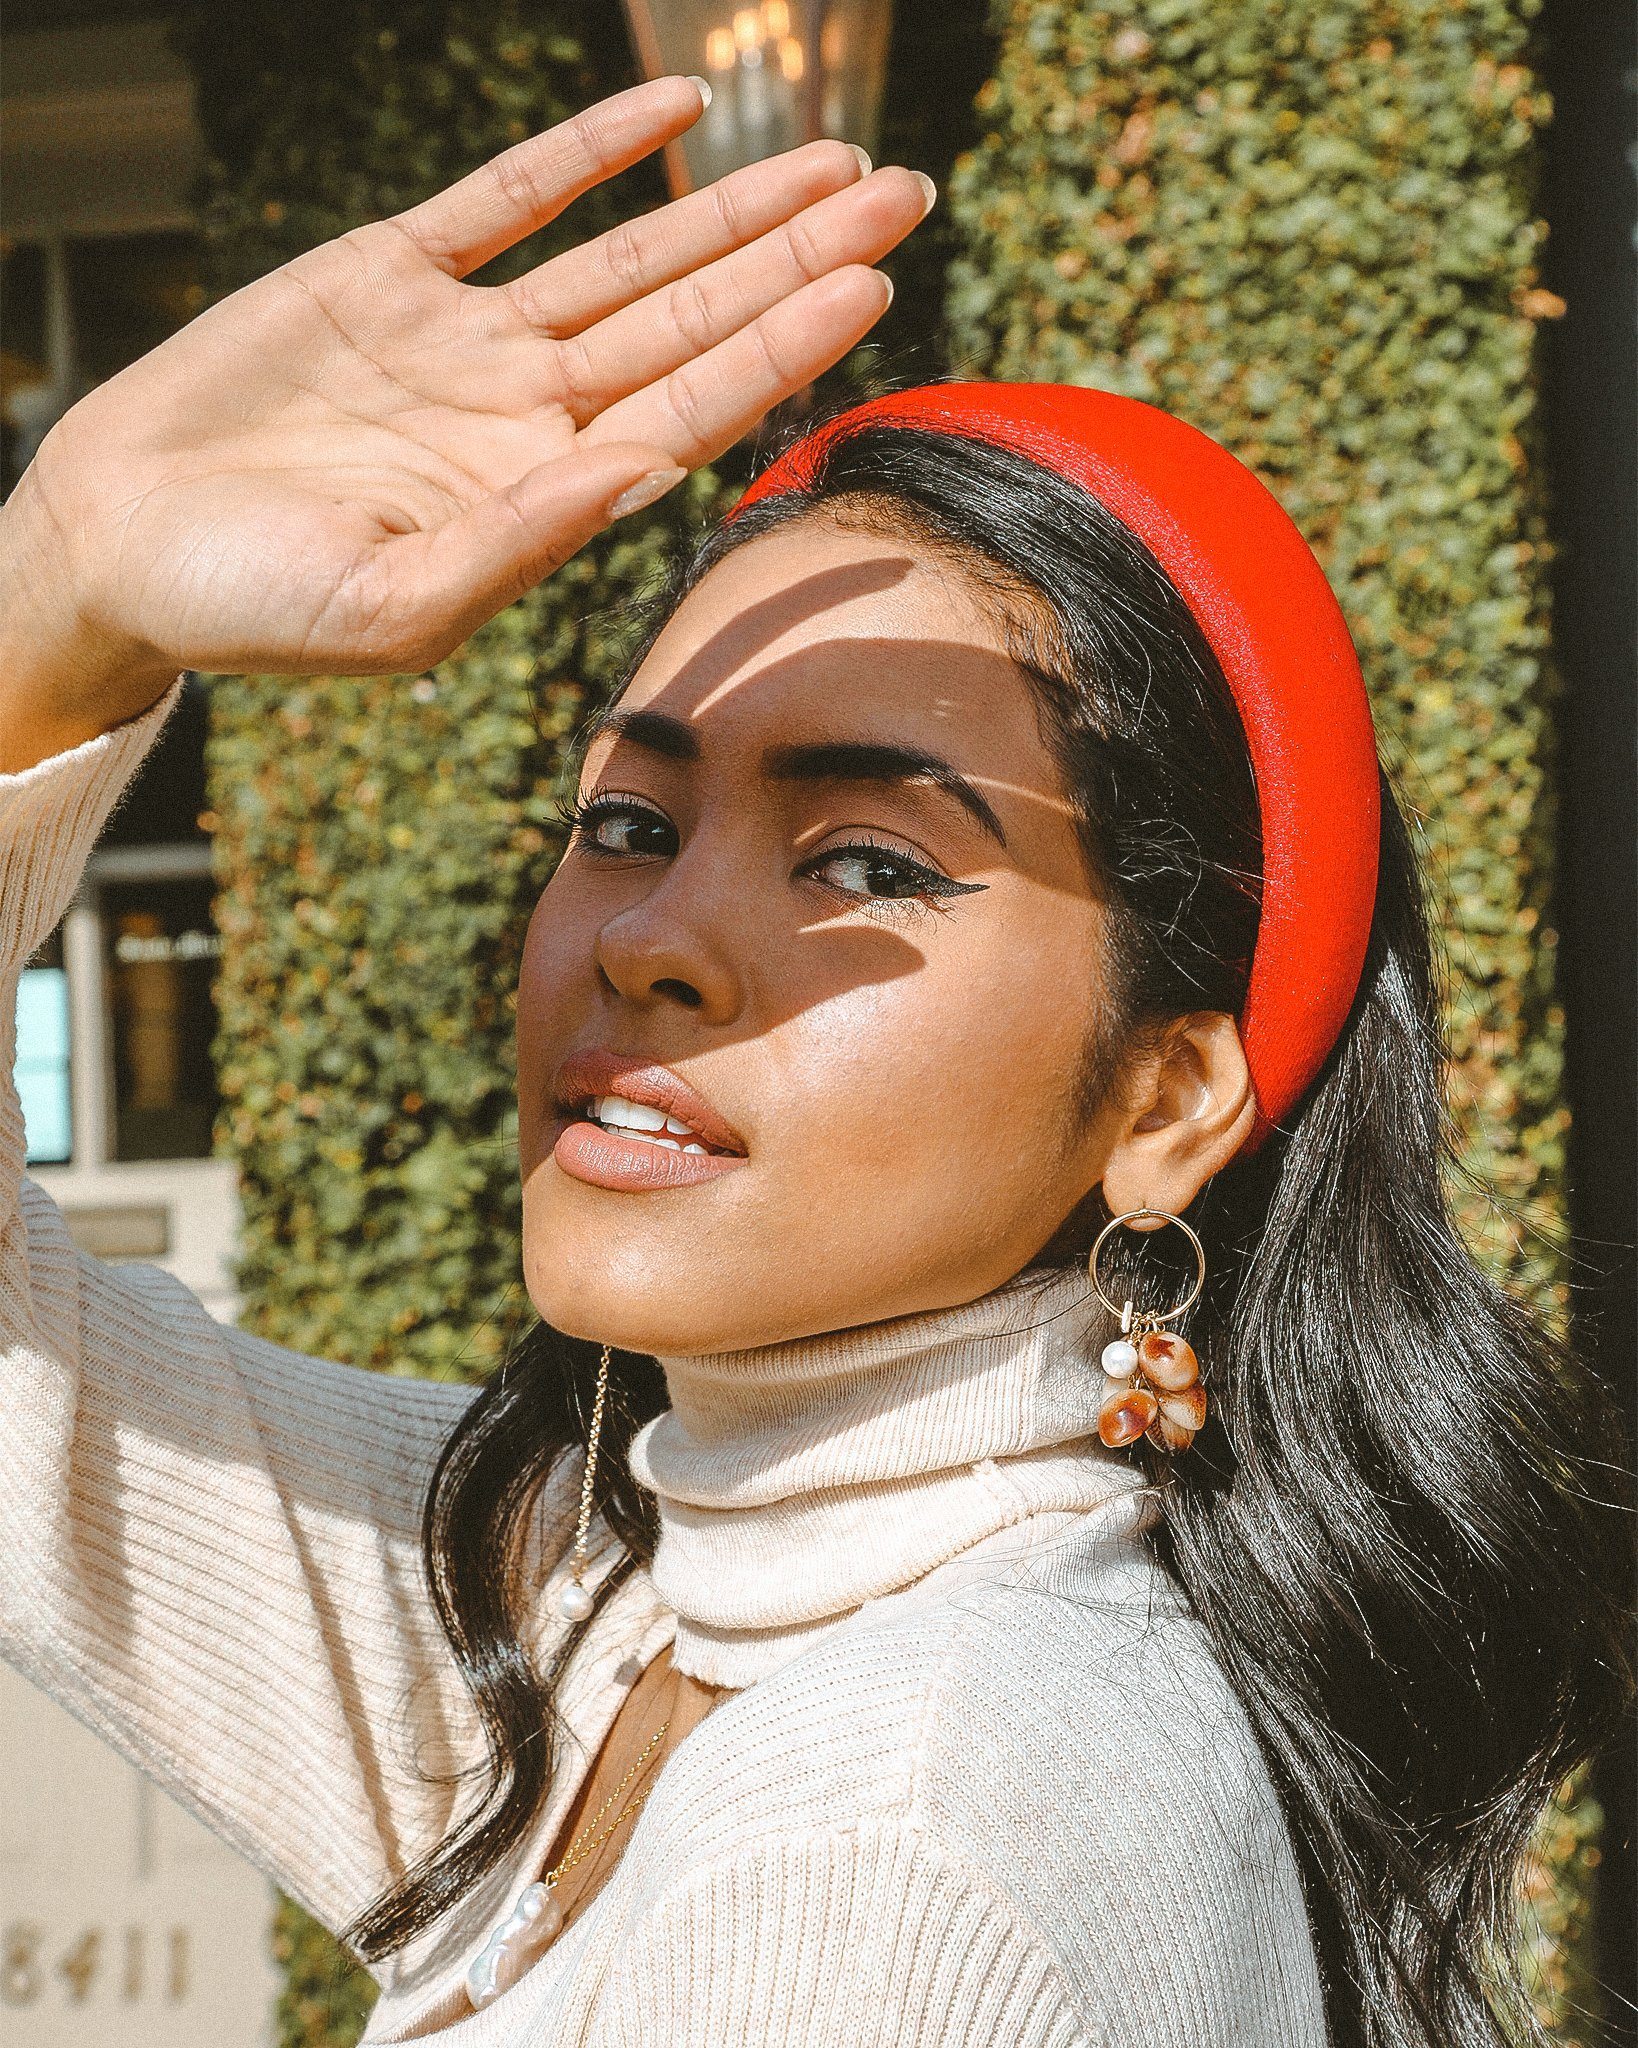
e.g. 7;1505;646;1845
516;512;1129;1355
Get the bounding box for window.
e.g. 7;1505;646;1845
105;874;222;1163
9;680;222;1171
17;925;71;1166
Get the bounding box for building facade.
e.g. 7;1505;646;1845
2;12;278;2044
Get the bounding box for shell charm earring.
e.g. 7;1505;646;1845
554;1343;612;1622
1088;1208;1208;1453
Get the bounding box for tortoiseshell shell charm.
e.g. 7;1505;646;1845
1096;1384;1158;1447
1098;1320;1206;1452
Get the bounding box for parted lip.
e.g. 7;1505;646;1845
553;1048;748;1157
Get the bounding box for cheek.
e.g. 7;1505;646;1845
516;886;593;1159
770;899;1101;1230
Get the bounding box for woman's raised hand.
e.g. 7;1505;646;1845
0;77;932;768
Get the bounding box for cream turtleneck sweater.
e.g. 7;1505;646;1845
0;684;1328;2046
633;1279;1157;1689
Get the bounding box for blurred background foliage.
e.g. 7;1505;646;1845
169;0;1601;2039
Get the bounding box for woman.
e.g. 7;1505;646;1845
0;75;1626;2048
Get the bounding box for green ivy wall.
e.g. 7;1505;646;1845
169;0;1599;2038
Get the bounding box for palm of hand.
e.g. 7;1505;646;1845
17;78;929;686
47;230;588;673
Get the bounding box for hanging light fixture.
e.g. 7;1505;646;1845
621;1;893;196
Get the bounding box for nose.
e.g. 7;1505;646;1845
593;864;745;1022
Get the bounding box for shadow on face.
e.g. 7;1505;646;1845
515;515;1128;1356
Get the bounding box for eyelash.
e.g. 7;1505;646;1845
553;789;986;919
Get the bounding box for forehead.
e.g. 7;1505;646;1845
612;516;1047;760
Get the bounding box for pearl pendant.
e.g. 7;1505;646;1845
1100;1337;1139;1379
465;1880;564;2009
555;1579;594;1622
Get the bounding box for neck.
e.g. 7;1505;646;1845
629;1263;1153;1686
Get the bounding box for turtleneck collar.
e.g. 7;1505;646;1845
627;1262;1156;1688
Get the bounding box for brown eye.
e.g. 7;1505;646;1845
566;795;677;858
810;847;934;899
799;837;987;909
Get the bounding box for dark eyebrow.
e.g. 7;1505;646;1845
586;708;1008;849
763;740;1008;848
583;706;699;760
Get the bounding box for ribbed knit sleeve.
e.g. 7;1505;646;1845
0;687;490;1945
589;1823;1095;2048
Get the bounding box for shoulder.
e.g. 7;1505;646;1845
907;1528;1328;2035
627;1516;1328;2043
595;1815;1097;2048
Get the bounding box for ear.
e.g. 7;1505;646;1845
1099;1012;1258;1225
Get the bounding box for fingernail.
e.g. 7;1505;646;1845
873;270;895;307
686;75;713;110
848;143;873;175
610;467;687;521
913;171;937;214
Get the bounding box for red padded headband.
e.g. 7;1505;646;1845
733;383;1381;1155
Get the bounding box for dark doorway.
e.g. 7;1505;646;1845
1540;5;1638;2042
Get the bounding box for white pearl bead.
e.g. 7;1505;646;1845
555;1579;594;1622
1101;1337;1140;1379
523;1890;563;1942
466;1932;505;2008
464;1883;564;2008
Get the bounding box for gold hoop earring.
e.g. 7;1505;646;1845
554;1341;611;1622
1088;1207;1208;1453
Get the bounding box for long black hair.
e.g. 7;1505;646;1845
340;421;1632;2048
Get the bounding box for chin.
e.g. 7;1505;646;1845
521;1220;719;1356
519;1151;784;1355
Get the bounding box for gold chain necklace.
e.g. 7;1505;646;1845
546;1717;670;1887
464;1716;669;2010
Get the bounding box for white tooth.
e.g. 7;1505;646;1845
663;1114;695;1134
654;1136;682;1151
604;1095;667;1131
597;1097;663;1130
683;1143;707;1155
